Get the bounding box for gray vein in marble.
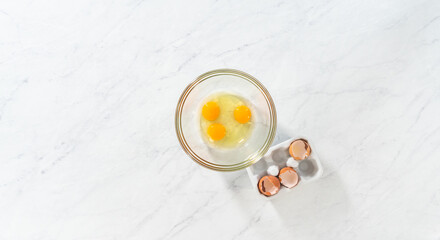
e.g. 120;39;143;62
1;0;440;239
416;15;440;34
163;192;218;240
231;202;267;240
0;78;28;120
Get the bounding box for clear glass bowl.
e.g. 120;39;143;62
175;69;277;171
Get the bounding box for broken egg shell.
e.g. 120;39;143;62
286;158;299;168
267;165;279;176
289;139;311;161
278;167;300;188
258;175;281;197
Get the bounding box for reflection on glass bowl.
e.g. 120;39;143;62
175;69;277;171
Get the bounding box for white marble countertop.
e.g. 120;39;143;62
1;0;440;239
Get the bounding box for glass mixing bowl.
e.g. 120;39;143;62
175;69;277;171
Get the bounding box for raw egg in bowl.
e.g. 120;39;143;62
175;69;277;171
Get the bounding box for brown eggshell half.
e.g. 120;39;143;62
258;175;281;197
289;139;311;161
278;167;300;188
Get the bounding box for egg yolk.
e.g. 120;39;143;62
202;101;220;121
207;123;226;141
234;105;251;124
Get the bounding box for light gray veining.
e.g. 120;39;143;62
1;0;440;239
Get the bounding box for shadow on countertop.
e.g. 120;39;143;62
271;163;350;236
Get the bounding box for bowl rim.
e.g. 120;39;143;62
175;69;277;171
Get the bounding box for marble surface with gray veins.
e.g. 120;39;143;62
1;0;440;239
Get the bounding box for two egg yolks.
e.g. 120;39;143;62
202;101;251;141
